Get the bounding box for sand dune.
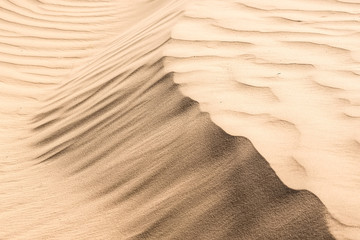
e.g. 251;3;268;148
0;0;358;239
165;0;360;238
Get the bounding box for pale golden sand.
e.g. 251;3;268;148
0;0;359;239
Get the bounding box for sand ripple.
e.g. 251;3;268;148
0;0;358;239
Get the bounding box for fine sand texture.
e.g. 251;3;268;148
0;0;359;239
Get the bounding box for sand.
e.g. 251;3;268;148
0;0;358;239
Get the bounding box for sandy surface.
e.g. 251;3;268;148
165;0;360;238
0;0;359;239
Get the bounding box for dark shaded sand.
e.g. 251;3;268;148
28;66;335;239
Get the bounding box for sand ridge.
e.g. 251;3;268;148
0;0;358;239
164;1;360;238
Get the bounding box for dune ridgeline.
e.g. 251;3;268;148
0;0;359;239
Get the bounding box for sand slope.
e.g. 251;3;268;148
164;0;360;238
0;0;358;239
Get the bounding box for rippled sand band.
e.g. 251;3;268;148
0;0;359;239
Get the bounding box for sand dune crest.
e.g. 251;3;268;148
0;0;358;239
